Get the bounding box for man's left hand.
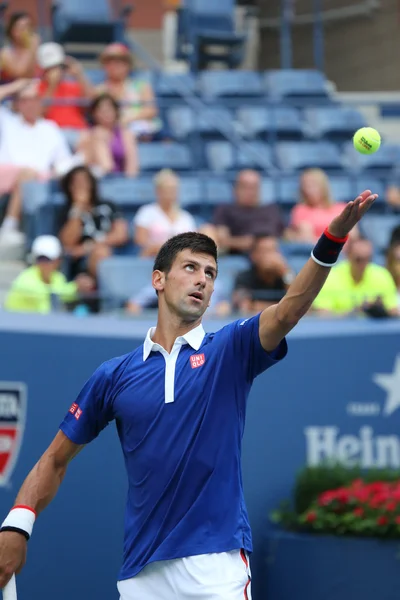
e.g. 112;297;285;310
328;190;377;238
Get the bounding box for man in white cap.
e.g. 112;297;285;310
4;235;93;313
37;42;93;131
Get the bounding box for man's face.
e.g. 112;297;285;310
349;240;373;277
16;84;42;122
235;171;260;207
154;250;217;323
37;258;59;278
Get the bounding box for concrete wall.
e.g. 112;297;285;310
258;0;400;91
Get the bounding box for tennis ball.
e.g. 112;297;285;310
353;127;381;155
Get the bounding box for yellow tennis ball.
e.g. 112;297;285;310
353;127;381;155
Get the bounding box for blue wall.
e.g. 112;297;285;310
1;313;400;600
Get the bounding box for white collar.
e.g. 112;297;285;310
143;324;205;361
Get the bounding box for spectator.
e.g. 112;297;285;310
386;241;400;310
58;165;129;278
96;43;162;140
313;238;398;317
4;235;93;313
286;169;347;243
213;170;284;255
0;79;71;244
386;185;400;210
233;236;293;314
37;42;93;132
77;93;138;177
0;12;40;82
133;169;197;257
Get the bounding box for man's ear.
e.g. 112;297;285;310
152;270;165;294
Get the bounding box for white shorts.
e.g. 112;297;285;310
117;549;252;600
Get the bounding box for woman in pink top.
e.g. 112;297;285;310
286;168;346;242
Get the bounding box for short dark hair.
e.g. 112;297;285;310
153;232;218;275
6;12;31;39
89;93;120;123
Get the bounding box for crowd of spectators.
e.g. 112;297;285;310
0;11;399;320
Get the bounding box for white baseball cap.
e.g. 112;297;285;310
37;42;66;70
32;235;62;261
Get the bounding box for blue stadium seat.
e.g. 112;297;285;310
179;0;246;71
237;106;304;140
97;257;154;310
52;0;129;48
287;255;309;274
218;255;250;291
167;106;235;140
199;71;263;102
276;142;343;172
138;143;193;172
264;70;331;103
344;142;400;175
206;141;273;173
84;68;105;85
204;177;234;205
261;178;277;204
99;176;155;209
354;177;386;206
155;73;197;100
280;241;314;258
306;107;366;140
360;215;400;251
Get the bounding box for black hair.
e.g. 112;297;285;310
88;93;120;124
153;232;218;275
6;12;31;40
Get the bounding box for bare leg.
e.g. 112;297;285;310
3;169;38;225
90;128;115;174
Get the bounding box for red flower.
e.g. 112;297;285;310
386;501;397;512
353;507;364;517
305;511;317;523
377;516;388;526
395;516;400;525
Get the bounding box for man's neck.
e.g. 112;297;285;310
151;314;202;353
350;265;365;284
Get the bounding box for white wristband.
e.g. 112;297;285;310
1;506;36;538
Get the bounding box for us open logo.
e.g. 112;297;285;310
0;382;27;486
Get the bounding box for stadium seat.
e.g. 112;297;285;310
276;142;343;172
167;106;235;140
353;176;386;206
261;178;276;204
155;73;197;100
359;215;400;251
218;255;250;292
276;174;354;207
99;176;155;212
52;0;131;50
344;142;400;175
264;70;331;103
198;71;263;103
206;141;273;173
179;0;246;71
306;107;366;141
204;177;234;205
237;106;304;140
84;68;105;85
138;143;193;173
97;256;154;310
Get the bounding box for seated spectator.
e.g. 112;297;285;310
134;169;197;257
286;169;347;243
313;238;398;317
386;241;400;310
4;235;93;313
0;79;71;244
213;170;284;255
77;93;138;177
37;42;93;132
233;236;294;314
386;185;400;210
96;43;162;140
0;12;41;82
58;165;129;278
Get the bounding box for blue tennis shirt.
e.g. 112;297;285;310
60;314;287;581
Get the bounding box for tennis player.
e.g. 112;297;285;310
0;190;376;599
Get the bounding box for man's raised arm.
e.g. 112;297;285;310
259;190;377;351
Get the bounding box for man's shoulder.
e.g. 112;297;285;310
98;347;144;380
367;263;395;283
12;266;39;285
